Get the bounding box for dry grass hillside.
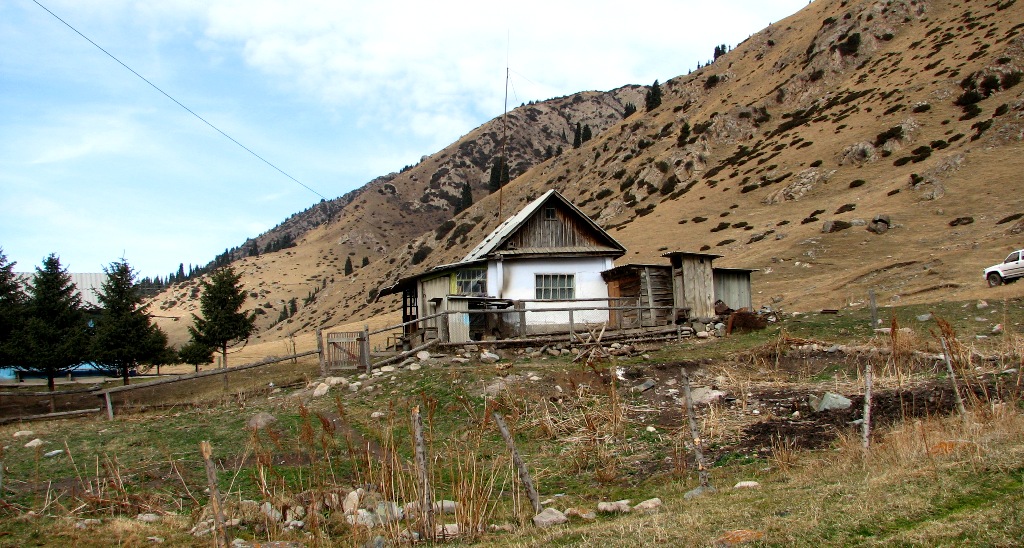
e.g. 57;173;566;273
152;0;1024;349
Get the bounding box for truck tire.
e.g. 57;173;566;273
987;272;1003;287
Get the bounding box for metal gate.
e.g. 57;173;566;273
325;331;362;369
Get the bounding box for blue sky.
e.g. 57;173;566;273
0;0;810;279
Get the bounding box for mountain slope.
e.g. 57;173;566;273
152;0;1024;348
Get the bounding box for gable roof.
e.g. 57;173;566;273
462;189;625;262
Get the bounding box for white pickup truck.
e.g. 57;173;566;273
985;249;1024;286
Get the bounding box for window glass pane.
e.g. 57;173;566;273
535;274;574;300
456;268;486;294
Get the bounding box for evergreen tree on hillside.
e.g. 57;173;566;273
92;259;171;385
344;256;353;275
573;122;582;148
186;267;255;370
488;158;510;192
15;254;89;393
645;80;663;112
623;102;637;118
0;249;26;366
582;124;593;143
361;256;370;267
458;182;473;213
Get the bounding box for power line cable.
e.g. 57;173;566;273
31;0;326;201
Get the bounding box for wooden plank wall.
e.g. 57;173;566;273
677;258;715;319
500;203;609;251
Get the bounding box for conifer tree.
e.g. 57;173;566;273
573;122;582;148
186;267;255;369
645;79;662;112
361;256;370;267
623;102;637;118
344;256;353;275
582;124;593;143
92;259;171;385
0;249;26;366
15;254;88;392
458;181;473;213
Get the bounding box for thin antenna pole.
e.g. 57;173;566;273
498;34;510;220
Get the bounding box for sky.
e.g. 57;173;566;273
0;0;811;280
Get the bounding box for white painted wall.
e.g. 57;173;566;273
492;256;615;330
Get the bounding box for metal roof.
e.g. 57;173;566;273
15;272;106;308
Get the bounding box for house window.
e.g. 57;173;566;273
455;268;487;294
544;207;557;220
536;274;575;300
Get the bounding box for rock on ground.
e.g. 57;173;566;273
533;507;568;527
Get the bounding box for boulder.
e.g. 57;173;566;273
343;489;362;515
43;449;64;458
597;500;632;514
260;501;282;523
734;481;761;489
432;500;458;514
24;438;44;448
689;387;727;406
633;379;657;393
246;412;278;430
564;507;596;520
684;485;716;499
480;352;500;363
136;513;161;523
532;507;568;528
633;498;662;512
416;351;431;361
325;376;348;387
13;430;34;438
810;392;852;412
312;383;330;398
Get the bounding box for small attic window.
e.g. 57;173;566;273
544;207;556;221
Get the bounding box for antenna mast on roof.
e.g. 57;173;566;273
497;35;510;221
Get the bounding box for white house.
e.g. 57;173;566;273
379;189;626;343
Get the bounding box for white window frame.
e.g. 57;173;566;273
455;268;487;294
535;273;575;300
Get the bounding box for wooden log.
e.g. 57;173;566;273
0;407;103;425
199;441;229;548
371;340;437;369
492;411;542;515
100;351;318;396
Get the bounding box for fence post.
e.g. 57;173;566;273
360;325;372;374
869;289;878;329
200;441;229;548
568;309;574;342
411;406;434;540
104;392;114;421
316;328;326;377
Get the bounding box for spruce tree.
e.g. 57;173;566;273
15;254;88;392
645;79;663;112
488;158;503;192
458;181;473;213
582;124;593;143
186;267;255;369
361;256;370;267
0;249;26;366
573;122;582;148
623;102;637;118
92;259;171;385
344;256;354;275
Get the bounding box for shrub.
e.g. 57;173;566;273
595;188;613;200
716;239;736;246
912;103;932;113
835;203;857;214
692;216;708;223
836;33;862;56
705;74;721;89
434;220;456;240
655;160;671;173
874;126;904;146
1002;71;1023;89
411;244;433;265
809;159;823;167
711;222;731;232
849;179;866;188
996;213;1024;225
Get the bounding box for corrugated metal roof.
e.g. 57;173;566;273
15;272;106;308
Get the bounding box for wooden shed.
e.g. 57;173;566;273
713;267;757;311
600;264;674;327
663;252;720;320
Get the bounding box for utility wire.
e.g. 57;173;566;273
32;0;326;201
